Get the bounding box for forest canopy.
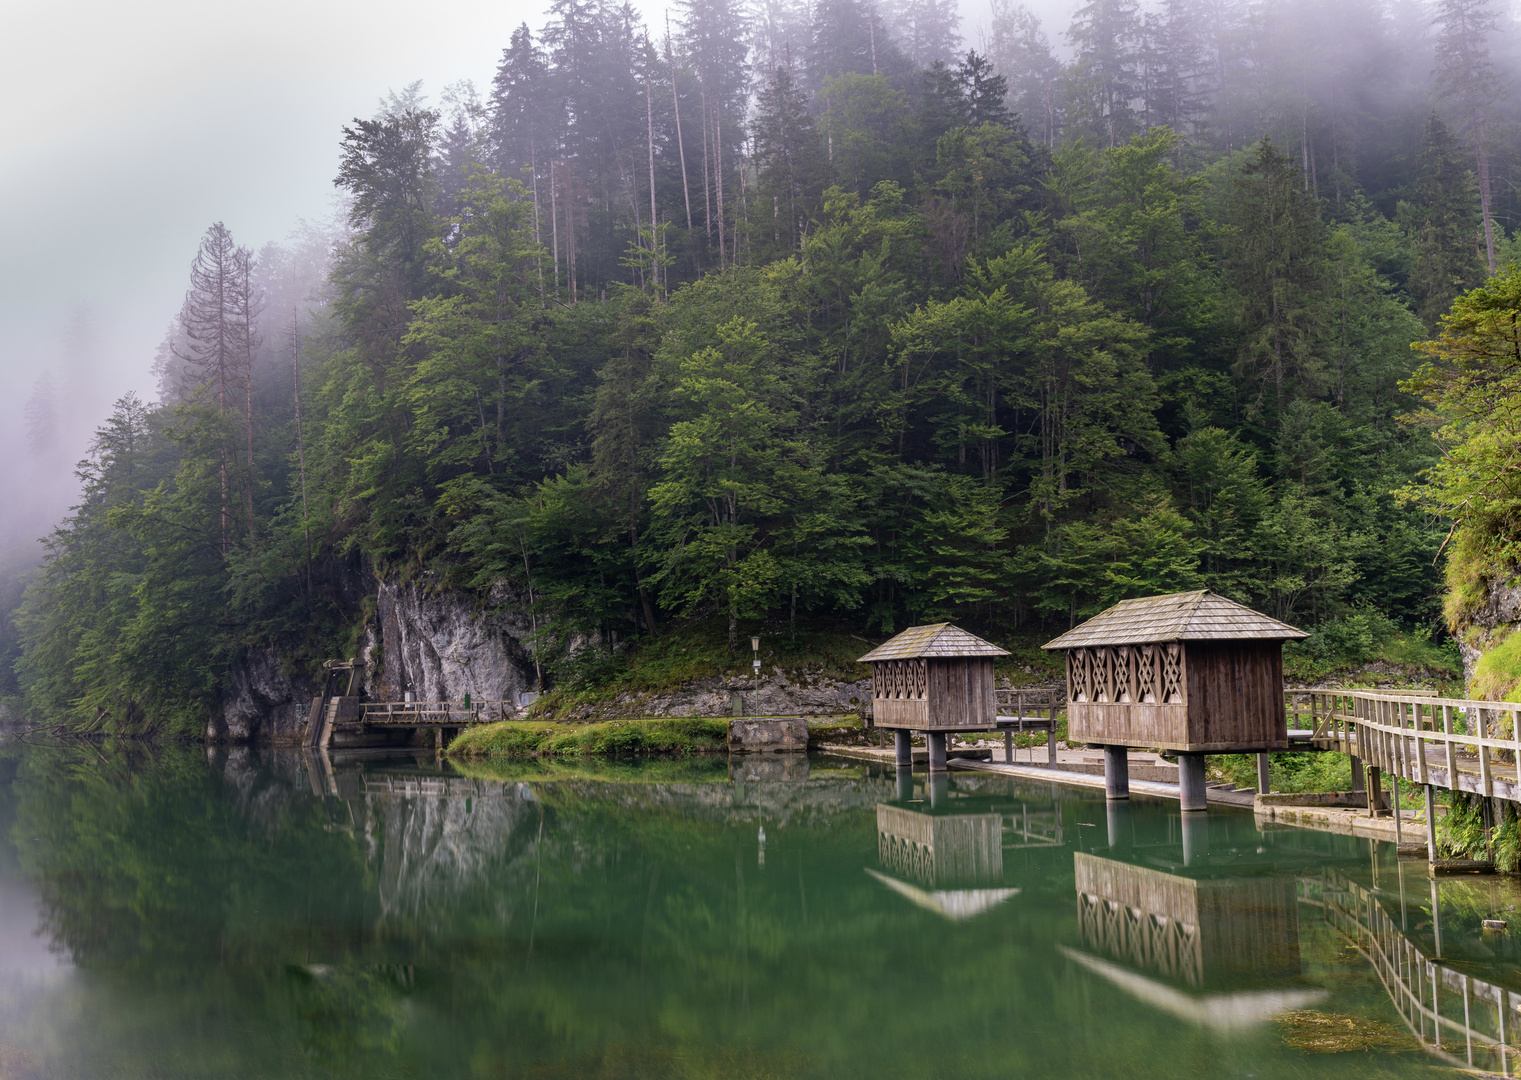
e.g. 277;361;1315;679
10;0;1521;733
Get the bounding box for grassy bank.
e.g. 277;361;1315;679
447;717;730;759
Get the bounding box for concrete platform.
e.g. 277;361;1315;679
946;757;1259;808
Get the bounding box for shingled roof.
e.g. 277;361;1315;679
857;623;1011;662
1041;590;1307;650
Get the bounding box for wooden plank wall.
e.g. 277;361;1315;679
1183;641;1286;748
927;657;996;729
1068;702;1189;748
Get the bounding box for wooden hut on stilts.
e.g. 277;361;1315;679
1042;591;1307;811
859;624;1010;771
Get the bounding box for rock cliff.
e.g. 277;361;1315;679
1452;573;1521;698
216;577;540;743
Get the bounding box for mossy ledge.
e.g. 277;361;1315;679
447;717;731;759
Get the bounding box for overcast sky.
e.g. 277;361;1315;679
0;0;1071;542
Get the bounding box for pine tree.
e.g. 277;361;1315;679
1064;0;1142;149
173;223;250;555
1407;111;1486;330
1223;139;1334;411
881;0;960;69
753;62;830;252
957;51;1011;129
984;0;1061;147
1432;0;1503;274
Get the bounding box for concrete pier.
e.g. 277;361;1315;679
1103;745;1129;801
926;731;948;772
894;729;913;768
1178;753;1208;812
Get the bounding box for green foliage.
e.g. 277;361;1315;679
13;89;1454;728
446;716;730;757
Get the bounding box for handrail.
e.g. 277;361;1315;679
1289;688;1521;800
360;700;513;726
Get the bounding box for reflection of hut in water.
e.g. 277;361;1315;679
1064;851;1326;1034
1072;851;1302;988
877;804;1003;886
869;802;1019;920
1062;851;1324;1031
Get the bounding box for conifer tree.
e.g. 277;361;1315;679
753;62;830;252
173;223;249;555
1064;0;1142;148
1432;0;1503;274
984;1;1061;147
1407;112;1486;330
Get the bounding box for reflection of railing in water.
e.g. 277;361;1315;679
1306;870;1521;1075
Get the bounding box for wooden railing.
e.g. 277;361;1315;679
1289;688;1521;801
360;700;513;726
994;687;1064;723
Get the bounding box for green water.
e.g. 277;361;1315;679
0;741;1508;1079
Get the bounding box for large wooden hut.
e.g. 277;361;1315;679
1042;591;1306;807
859;624;1010;770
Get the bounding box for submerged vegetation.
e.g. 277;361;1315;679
10;0;1521;732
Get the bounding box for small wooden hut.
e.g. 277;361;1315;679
1042;591;1306;753
859;624;1010;732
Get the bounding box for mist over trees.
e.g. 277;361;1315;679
8;0;1521;731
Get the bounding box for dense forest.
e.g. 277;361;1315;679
6;0;1521;733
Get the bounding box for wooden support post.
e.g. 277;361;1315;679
1351;755;1365;792
926;731;948;772
435;727;444;750
1425;784;1439;865
1444;705;1458;784
1104;745;1129;801
1004;730;1014;764
894;728;912;768
1392;776;1403;843
1256;752;1271;795
1431;875;1444;958
1179;753;1208;812
1048;726;1058;767
1368;765;1385;818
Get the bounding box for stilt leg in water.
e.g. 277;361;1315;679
1256;752;1271;795
926;731;947;772
1182;813;1208;865
894;728;912;768
1179;753;1208;812
1104;745;1129;800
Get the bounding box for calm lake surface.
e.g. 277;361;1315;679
1;740;1516;1079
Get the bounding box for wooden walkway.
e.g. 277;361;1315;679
1291;689;1521;803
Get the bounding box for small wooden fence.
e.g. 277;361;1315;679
994;687;1063;724
1288;689;1521;802
360;700;514;727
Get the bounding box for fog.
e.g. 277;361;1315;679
0;0;1059;566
